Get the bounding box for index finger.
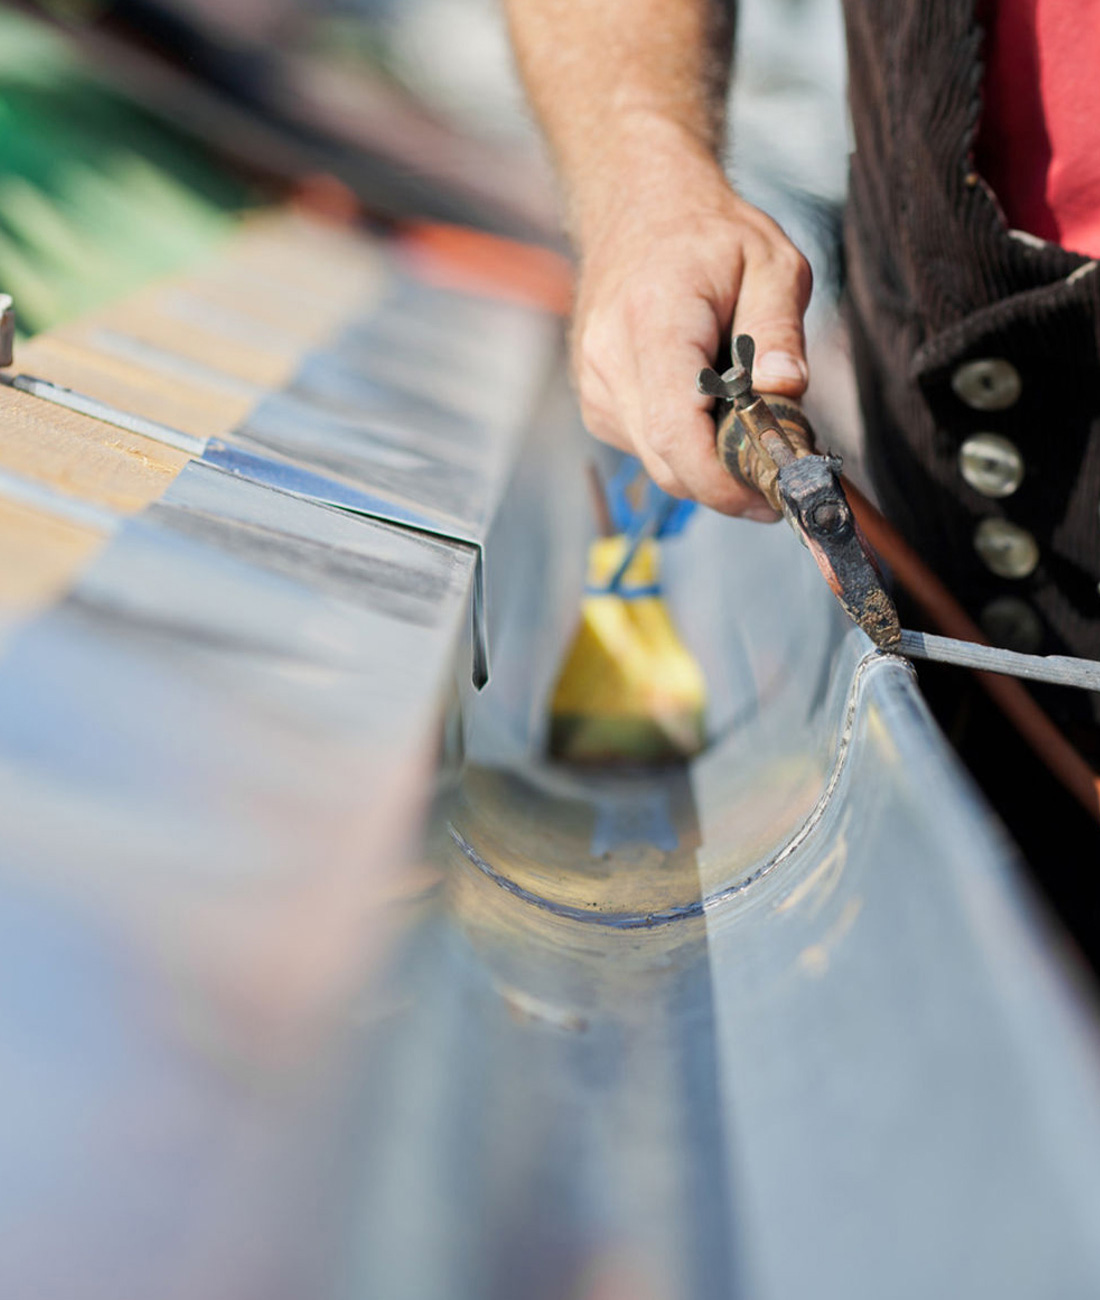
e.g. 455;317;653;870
628;315;778;518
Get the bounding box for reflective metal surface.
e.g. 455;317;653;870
0;231;1099;1300
322;400;1100;1297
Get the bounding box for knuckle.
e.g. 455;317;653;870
591;427;625;451
573;319;609;374
648;462;687;498
777;243;808;276
738;228;769;263
786;249;813;297
646;425;679;460
578;396;619;446
574;359;607;407
650;462;686;491
573;337;616;403
747;231;810;283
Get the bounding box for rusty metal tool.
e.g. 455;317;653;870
698;333;901;649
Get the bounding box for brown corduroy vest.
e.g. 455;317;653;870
842;0;1100;684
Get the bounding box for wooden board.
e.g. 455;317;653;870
15;335;253;441
0;383;190;512
0;210;386;620
0;498;106;613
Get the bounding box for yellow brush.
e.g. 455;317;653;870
548;463;707;765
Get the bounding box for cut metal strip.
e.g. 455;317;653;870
5;373;208;456
201;441;489;688
899;628;1100;692
6;373;491;686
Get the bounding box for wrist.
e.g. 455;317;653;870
566;112;733;253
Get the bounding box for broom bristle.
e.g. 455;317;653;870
548;536;707;765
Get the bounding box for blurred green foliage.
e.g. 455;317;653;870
0;8;251;335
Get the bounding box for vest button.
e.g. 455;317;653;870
958;432;1025;497
980;595;1043;653
951;358;1022;410
973;517;1039;578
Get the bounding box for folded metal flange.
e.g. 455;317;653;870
3;371;491;687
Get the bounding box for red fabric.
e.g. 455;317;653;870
975;0;1100;257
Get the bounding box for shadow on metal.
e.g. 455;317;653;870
341;372;1100;1299
0;251;1099;1300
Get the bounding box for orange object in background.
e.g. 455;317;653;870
398;220;573;315
290;172;364;226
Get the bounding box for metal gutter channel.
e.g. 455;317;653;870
0;244;555;1299
706;653;1100;1300
0;248;1098;1298
386;395;1100;1298
6;263;551;687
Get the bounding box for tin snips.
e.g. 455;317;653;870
697;334;901;649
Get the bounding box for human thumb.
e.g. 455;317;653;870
731;249;812;398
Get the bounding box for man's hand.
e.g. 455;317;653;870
572;146;813;519
503;0;811;516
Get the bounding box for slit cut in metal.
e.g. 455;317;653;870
452;650;905;925
4;372;490;687
6;373;208;456
899;628;1100;693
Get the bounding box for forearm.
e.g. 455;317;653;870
502;0;735;246
503;0;810;518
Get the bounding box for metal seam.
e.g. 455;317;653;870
197;451;490;688
698;648;913;910
5;371;491;686
448;647;911;927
